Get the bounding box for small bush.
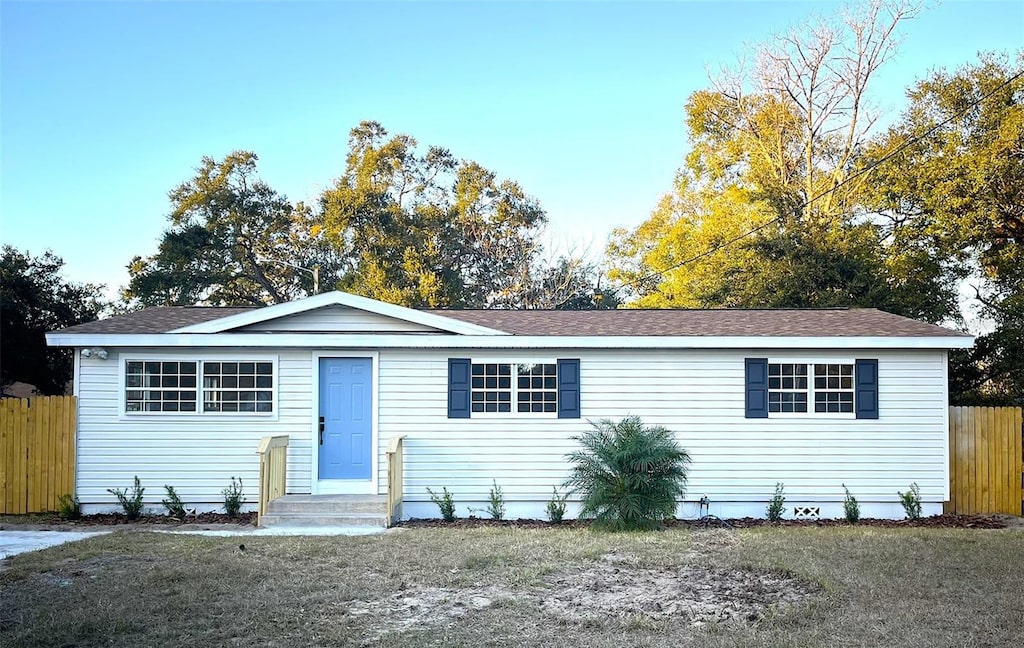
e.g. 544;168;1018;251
162;485;187;519
546;486;568;524
898;482;922;520
107;476;145;520
56;493;81;519
222;477;245;517
427;487;456;522
842;483;860;524
485;480;505;521
565;415;691;531
766;482;786;522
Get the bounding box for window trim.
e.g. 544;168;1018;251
467;358;561;418
763;357;857;419
118;352;279;420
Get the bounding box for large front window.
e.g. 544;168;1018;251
124;358;274;414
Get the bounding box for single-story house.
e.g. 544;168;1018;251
46;290;973;520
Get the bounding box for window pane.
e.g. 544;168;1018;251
239;362;255;374
256;362;272;375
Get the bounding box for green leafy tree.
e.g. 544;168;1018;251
320;121;557;308
0;247;104;395
607;1;955;322
863;53;1024;403
565;416;691;531
124;151;338;307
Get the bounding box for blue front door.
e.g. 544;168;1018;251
318;358;372;480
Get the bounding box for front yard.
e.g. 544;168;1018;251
1;526;1022;647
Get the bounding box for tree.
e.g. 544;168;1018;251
863;53;1024;403
0;247;104;395
319;121;554;308
607;1;957;322
124;151;339;307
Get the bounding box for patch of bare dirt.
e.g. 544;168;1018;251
346;553;815;641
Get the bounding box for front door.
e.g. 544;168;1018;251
318;357;372;480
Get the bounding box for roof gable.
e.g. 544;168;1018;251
170;291;509;336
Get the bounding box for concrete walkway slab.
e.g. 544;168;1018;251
0;530;111;559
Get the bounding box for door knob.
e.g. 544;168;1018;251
319;416;325;445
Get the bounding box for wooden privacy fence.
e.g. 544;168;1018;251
946;406;1024;516
0;396;77;514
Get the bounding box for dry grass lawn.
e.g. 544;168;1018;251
1;526;1022;647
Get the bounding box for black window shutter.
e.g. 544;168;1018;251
745;358;769;418
557;358;581;419
855;359;879;419
448;358;471;419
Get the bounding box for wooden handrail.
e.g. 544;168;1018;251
256;435;289;526
386;435;406;527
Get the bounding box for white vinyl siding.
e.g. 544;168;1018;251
78;348;312;507
378;349;948;510
239;305;444;333
75;346;949;517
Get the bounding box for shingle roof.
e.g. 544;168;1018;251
57;306;256;334
54;305;968;338
427;308;966;337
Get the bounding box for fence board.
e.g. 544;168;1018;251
0;397;77;514
946;406;1024;516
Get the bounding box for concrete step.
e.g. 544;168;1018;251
267;494;387;515
259;512;387;528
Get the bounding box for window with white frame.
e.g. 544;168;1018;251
768;363;808;413
471;363;512;413
767;362;855;415
470;362;558;414
125;361;198;412
124;359;274;414
516;363;557;413
813;363;854;413
202;361;274;413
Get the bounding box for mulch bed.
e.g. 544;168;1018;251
0;511;257;528
398;514;1009;530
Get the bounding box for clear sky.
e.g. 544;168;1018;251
2;0;1021;296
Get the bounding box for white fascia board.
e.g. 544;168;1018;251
168;291;509;336
46;332;975;350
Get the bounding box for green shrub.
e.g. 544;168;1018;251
56;493;81;519
842;483;860;524
162;485;187;519
766;482;786;522
427;487;456;522
546;486;568;524
565;415;691;531
107;476;145;520
222;477;245;517
485;480;505;521
898;482;922;520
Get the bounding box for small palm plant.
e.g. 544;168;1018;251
565;415;691;531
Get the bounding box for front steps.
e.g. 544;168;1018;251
260;494;388;528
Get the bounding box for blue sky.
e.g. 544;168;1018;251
2;0;1021;295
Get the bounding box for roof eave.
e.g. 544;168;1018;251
45;332;975;350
